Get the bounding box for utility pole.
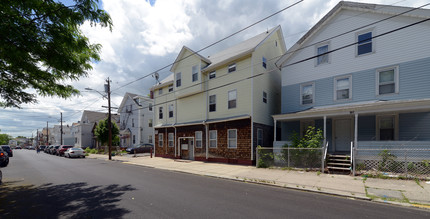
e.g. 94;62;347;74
60;112;63;145
36;129;39;147
46;121;49;145
106;77;112;160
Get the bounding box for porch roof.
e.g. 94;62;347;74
273;99;430;121
154;114;251;128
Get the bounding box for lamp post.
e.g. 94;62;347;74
85;77;113;160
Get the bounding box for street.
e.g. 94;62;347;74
1;150;429;218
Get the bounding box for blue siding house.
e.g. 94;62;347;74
273;2;430;160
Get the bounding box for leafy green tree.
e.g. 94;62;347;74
0;133;12;145
94;118;119;146
0;0;112;108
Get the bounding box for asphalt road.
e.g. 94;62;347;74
1;150;429;219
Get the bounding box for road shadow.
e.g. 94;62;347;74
0;182;135;218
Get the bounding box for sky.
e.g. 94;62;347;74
0;0;428;138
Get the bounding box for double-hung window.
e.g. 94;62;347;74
158;88;163;95
132;118;135;127
357;31;373;56
317;44;329;65
195;131;202;148
209;71;216;79
159;133;163;147
169;104;174;118
168;84;173;92
209;130;217;148
176;72;182;87
257;129;263;146
133;135;136;144
262;57;267;69
148;119;153;127
379;116;395;140
159;107;163;119
228;129;237;148
209;95;216;112
192;65;198;82
334;76;351;100
263;91;267;103
168;133;174;147
149;103;152;111
377;67;398;95
228;63;236;73
148;135;152;143
301;83;314;105
228;90;237;109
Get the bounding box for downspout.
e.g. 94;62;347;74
205;65;209;160
250;53;254;161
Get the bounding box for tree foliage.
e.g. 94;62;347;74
0;0;112;108
94;117;119;146
0;133;12;145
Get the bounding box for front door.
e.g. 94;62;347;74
188;139;194;160
334;119;351;152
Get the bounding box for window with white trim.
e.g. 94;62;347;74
209;71;216;79
209;130;217;148
228;90;237;109
192;65;198;82
317;44;329;65
159;133;163;147
168;133;174;147
149;103;152;111
159;107;163;119
263;91;267;104
195;131;202;148
169;104;174;118
148;135;152;144
228;129;237;148
262;57;267;69
377;67;398;95
301;83;314;105
379;116;395;140
228;63;236;73
176;72;181;87
257;129;263;146
158;88;163;95
357;31;373;56
148;119;152;127
334;76;351;100
168;84;173;92
209;95;216;112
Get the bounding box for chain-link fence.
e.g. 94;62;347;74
256;147;324;171
354;141;430;178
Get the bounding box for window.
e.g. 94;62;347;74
357;31;372;56
209;130;217;148
168;84;173;92
159;107;163;119
263;91;267;103
149;103;152;111
169;104;174;118
195;131;202;148
228;63;236;73
301;83;314;105
379;116;394;140
158;88;163;95
209;71;216;79
334;76;351;100
176;72;181;87
133;135;136;144
317;44;329;65
209;95;216;112
262;57;267;69
257;129;263;146
148;135;152;144
148;119;153;127
377;67;398;95
228;90;237;109
132;118;135;127
228;129;237;148
192;65;198;82
159;133;163;147
168;133;174;147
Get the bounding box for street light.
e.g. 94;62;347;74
85;78;113;160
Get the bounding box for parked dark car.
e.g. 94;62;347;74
50;145;60;155
1;145;13;157
45;145;53;153
14;146;22;149
0;147;9;167
57;145;74;156
39;145;46;151
126;143;154;154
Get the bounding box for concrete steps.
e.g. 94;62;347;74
326;154;351;173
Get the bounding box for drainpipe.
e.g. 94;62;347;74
250;54;254;161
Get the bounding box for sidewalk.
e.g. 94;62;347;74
88;153;430;209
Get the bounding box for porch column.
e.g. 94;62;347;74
323;116;327;147
354;113;358;147
274;118;277;143
174;127;177;157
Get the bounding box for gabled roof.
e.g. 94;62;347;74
276;1;430;67
169;46;212;72
117;92;146;113
80;110;108;124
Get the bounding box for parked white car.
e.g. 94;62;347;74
64;148;86;158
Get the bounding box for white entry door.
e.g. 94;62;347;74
335;119;351;152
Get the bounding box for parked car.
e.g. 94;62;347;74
64;148;86;158
39;145;46;151
57;145;74;156
50;145;60;155
0;147;9;167
27;146;35;150
1;145;13;157
45;145;53;153
126;143;154;154
14;146;22;149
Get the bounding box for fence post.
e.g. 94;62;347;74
256;147;259;167
404;150;407;175
321;147;324;173
287;147;290;168
352;147;356;176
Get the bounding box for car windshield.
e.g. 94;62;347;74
63;146;73;148
55;146;60;149
2;146;10;150
71;148;82;151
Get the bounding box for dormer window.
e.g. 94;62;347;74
228;63;236;73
